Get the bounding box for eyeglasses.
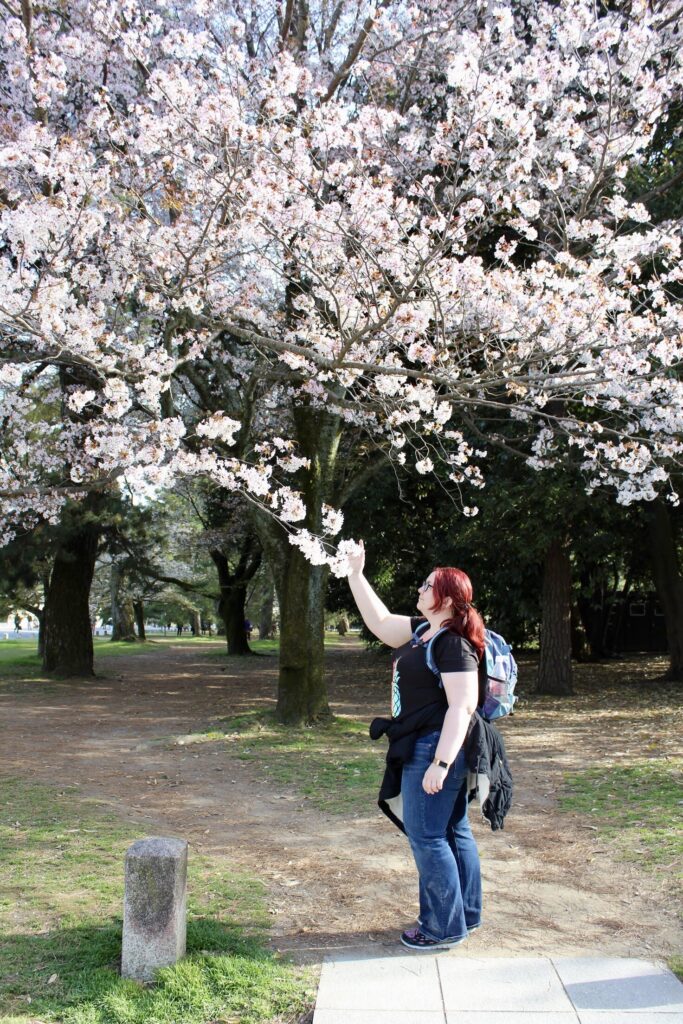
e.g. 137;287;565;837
419;580;433;592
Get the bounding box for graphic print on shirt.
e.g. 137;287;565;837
391;658;401;717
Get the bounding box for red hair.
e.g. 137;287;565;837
430;567;486;662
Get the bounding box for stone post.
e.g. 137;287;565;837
121;836;188;982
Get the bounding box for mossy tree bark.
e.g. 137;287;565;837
275;544;331;723
649;499;683;681
110;560;137;641
43;503;101;676
212;532;262;655
256;404;342;724
537;538;573;695
133;600;146;640
43;361;108;674
219;577;250;653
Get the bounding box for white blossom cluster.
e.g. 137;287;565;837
288;532;362;577
0;0;681;557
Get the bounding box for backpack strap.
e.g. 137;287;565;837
425;627;451;677
411;624;451;684
411;620;431;641
416;623;488;708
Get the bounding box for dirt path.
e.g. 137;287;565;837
2;640;681;965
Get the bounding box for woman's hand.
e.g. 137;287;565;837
346;539;365;578
422;763;449;795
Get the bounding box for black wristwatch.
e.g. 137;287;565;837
432;757;449;770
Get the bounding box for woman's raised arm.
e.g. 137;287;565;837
347;541;413;648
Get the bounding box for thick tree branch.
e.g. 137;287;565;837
321;0;392;102
279;0;294;47
0;471;124;501
632;165;683;206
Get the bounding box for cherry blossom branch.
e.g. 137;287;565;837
321;0;392;102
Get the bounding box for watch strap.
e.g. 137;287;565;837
432;757;449;770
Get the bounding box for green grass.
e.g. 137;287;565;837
0;634;359;681
669;955;683;981
561;759;683;879
0;778;314;1024
0;639;162;682
0;638;228;687
0;640;50;677
201;634;362;660
203;711;384;815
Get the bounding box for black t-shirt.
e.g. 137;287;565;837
390;617;479;719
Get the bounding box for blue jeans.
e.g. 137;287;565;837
402;730;482;942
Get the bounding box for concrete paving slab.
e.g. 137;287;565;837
314;1012;445;1024
445;1014;579;1024
438;956;574;1012
312;952;683;1024
314;952;443;1013
553;958;683;1013
578;1016;683;1024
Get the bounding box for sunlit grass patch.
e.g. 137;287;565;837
211;711;384;815
561;758;683;880
0;640;48;683
200;639;280;660
670;955;683;981
0;778;313;1024
0;638;185;685
200;634;364;661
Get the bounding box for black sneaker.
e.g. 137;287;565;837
400;927;466;951
416;918;481;935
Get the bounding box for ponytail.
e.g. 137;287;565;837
430;567;486;662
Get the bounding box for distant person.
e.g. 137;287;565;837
176;623;183;636
14;614;21;632
244;619;253;641
347;541;482;951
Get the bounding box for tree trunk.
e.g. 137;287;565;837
570;603;588;660
537;538;573;695
39;573;50;658
577;572;607;659
276;545;331;723
211;535;261;655
219;579;250;654
192;610;202;637
649;499;683;681
259;575;275;639
256;404;342;724
110;561;136;641
133;600;146;641
35;607;45;658
43;514;100;676
603;568;633;656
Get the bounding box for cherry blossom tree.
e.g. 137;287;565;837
1;0;681;713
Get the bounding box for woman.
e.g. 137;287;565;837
347;541;483;951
